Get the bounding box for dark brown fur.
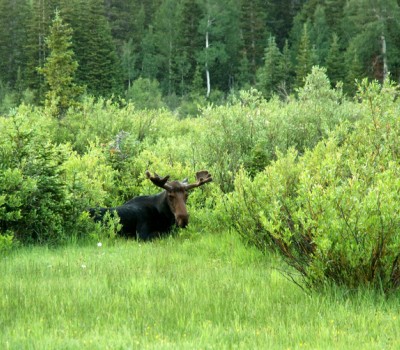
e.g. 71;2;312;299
89;171;212;240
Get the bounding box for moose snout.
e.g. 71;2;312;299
176;214;189;228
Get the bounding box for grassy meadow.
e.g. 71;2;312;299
1;231;399;350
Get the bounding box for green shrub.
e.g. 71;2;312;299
125;77;165;110
0;112;112;245
195;70;359;192
228;79;400;293
0;231;13;253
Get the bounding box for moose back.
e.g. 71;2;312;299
89;170;212;240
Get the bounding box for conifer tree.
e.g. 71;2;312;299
0;0;29;89
326;33;344;87
73;0;121;97
342;0;400;82
239;0;267;76
279;39;294;96
177;0;203;92
38;10;83;117
295;22;315;88
344;49;364;95
312;5;330;65
141;25;161;80
153;0;181;96
256;36;283;99
237;53;252;90
25;0;58;102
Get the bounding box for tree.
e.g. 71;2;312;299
24;0;59;102
197;0;229;98
236;53;252;90
140;25;162;80
256;36;283;99
267;0;306;48
38;10;83;117
325;0;346;30
125;77;165;110
176;0;203;94
312;5;330;65
326;33;344;87
72;0;122;97
121;39;138;89
279;39;294;96
153;0;181;96
344;48;364;95
295;22;315;88
342;0;400;82
0;0;29;90
239;0;268;77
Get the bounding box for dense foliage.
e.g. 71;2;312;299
225;78;400;293
1;0;400;113
2;64;400;294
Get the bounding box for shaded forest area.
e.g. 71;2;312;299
1;0;400;113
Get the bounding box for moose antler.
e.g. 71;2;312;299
146;171;173;191
184;170;213;190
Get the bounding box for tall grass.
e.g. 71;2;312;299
1;232;399;349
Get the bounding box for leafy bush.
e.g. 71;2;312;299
0;112;114;245
196;69;358;192
125;77;165;110
227;79;400;293
0;114;68;243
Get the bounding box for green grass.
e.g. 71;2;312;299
1;231;399;349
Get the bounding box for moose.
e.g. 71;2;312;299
89;170;212;240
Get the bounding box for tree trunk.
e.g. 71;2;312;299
205;18;211;98
381;34;388;82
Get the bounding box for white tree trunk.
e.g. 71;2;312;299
381;34;388;82
205;19;211;98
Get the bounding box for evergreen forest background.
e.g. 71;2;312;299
1;0;400;115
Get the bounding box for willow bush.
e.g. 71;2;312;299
227;79;400;293
196;68;358;192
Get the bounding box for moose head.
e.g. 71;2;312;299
145;170;212;228
90;170;213;240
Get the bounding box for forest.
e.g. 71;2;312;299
2;1;400;347
1;0;400;114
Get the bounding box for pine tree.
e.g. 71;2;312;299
295;22;315;88
344;48;364;95
38;10;83;117
325;0;346;30
153;0;181;95
177;0;203;93
267;0;306;48
0;0;29;89
312;5;331;65
237;53;252;90
326;33;344;87
141;25;161;80
256;36;283;99
342;0;400;81
73;0;122;97
239;0;267;78
279;39;294;96
25;0;58;102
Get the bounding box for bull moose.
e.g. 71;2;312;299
89;170;212;240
